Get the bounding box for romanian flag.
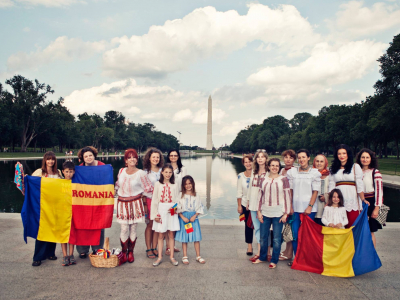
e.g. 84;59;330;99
21;176;72;243
291;203;382;277
69;165;114;245
239;214;245;222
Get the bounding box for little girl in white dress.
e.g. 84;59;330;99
322;189;349;229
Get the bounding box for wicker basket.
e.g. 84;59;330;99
89;237;119;268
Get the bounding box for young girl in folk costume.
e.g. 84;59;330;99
175;175;205;265
115;149;154;263
151;164;180;266
322;189;348;229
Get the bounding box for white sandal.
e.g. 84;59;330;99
182;256;189;265
196;256;206;264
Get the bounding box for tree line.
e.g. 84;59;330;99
230;34;400;159
0;76;179;153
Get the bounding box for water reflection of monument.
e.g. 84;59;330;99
206;155;212;210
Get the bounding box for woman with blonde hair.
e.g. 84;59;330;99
246;150;269;262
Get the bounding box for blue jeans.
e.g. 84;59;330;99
292;212;316;255
259;215;283;264
250;211;261;243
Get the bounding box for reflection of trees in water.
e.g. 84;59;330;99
224;156;245;175
206;155;212;210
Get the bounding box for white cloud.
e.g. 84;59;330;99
102;3;319;78
6;36;108;72
193;108;227;125
246;40;387;102
173;109;193;122
141;112;169;120
331;1;400;37
63;78;205;117
219;119;260;137
0;0;13;8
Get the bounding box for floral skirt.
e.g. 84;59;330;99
116;195;145;225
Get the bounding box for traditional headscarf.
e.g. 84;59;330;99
313;155;330;176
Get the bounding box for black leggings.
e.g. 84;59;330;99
242;205;254;244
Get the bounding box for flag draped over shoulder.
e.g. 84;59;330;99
21;165;114;246
291;203;382;277
69;165;114;245
21;176;72;244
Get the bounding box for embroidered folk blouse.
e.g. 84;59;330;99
174;166;188;193
150;182;179;220
247;172;268;211
237;172;251;207
362;169;383;207
258;175;291;217
177;193;204;214
321;206;348;229
115;168;153;198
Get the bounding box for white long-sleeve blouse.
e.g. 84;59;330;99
286;167;321;213
237;172;251;207
247;172;268;211
174;166;187;193
177;193;204;214
150;182;179;220
321;206;348;229
115;168;153;198
328;164;364;212
362;169;383;207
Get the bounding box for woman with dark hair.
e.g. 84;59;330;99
237;154;254;256
286;149;321;261
328;144;366;228
166;149;187;193
76;146;106;259
246;150;269;262
143;147;164;259
356;148;383;247
31;151;63;266
114;149;153;263
77;146;105;167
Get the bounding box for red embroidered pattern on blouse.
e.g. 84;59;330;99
160;184;173;203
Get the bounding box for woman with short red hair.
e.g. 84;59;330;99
115;149;154;263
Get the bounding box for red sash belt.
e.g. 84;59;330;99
336;181;355;187
118;194;142;202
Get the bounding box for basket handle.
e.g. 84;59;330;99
103;237;109;250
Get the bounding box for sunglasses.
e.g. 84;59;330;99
256;149;267;153
169;154;178;157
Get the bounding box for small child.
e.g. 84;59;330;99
322;189;348;229
150;164;180;266
61;161;76;266
175;175;205;264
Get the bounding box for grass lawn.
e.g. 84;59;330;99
0;152;68;158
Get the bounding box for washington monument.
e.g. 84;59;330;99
206;95;213;150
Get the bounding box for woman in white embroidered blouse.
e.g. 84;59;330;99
328;144;366;228
286;149;321;260
246;150;269;262
313;154;330;226
254;158;290;269
114;149;154;264
143;148;164;259
356;148;383;247
166;149;187;193
151;164;180;266
236;154;254;256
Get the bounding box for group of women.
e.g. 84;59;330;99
28;146;189;266
237;145;384;269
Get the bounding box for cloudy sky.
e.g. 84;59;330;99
1;0;399;147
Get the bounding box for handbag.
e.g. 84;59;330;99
282;215;294;242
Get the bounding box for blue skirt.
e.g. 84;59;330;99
175;211;202;243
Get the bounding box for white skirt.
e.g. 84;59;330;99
152;202;180;233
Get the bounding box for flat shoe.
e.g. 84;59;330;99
47;256;57;260
279;253;290;261
269;263;277;269
174;248;180;253
170;258;178;266
252;259;267;264
153;259;162;267
249;255;259;262
196;256;206;264
287;261;293;267
79;253;87;259
32;261;41;267
165;248;171;256
182;256;189;265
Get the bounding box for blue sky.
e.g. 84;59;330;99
1;0;399;147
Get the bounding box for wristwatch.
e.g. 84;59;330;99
308;204;313;207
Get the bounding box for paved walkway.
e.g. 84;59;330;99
0;213;399;300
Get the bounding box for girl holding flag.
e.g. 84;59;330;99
175;175;205;265
151;164;180;266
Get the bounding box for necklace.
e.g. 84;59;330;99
300;166;310;171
